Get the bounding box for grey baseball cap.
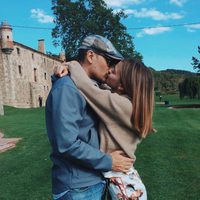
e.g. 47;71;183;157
79;35;124;61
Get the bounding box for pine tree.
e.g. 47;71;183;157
191;46;200;73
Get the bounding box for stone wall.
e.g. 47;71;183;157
0;42;62;108
0;49;4;115
0;88;4;115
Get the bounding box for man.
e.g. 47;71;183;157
45;35;133;200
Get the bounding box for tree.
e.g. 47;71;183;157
191;46;200;73
51;0;142;61
153;71;181;94
179;77;200;99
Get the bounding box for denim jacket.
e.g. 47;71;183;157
45;75;112;194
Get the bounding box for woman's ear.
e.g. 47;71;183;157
117;83;125;94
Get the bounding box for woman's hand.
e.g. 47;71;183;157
53;62;69;77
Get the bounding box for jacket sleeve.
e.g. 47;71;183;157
46;82;112;172
68;62;133;128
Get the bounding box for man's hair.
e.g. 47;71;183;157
77;49;89;63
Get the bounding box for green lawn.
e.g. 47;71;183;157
135;95;200;199
0;95;200;200
0;107;51;200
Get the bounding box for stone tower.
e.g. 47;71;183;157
0;21;14;54
0;21;13;115
0;22;16;110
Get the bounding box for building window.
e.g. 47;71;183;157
18;65;22;76
32;53;34;60
7;35;9;39
47;86;49;91
17;48;20;55
44;72;47;80
34;68;37;82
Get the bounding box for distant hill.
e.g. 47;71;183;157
160;69;195;76
150;68;196;94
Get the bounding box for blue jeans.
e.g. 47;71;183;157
53;181;106;200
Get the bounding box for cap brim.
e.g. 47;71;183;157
79;45;124;61
105;53;124;61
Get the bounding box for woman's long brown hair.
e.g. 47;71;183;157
120;58;154;138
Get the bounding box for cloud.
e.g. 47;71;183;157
136;26;172;37
104;0;144;7
185;23;200;32
31;9;53;23
169;0;187;7
124;8;183;20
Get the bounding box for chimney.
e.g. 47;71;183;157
59;51;66;62
38;39;45;53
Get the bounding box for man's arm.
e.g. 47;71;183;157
46;82;112;172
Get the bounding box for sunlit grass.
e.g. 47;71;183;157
135;95;200;200
0;95;199;199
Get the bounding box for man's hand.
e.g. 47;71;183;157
110;150;134;173
53;63;69;77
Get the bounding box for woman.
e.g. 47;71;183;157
55;58;154;200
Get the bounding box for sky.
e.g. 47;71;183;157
0;0;200;72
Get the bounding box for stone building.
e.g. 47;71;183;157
0;87;3;115
0;22;64;114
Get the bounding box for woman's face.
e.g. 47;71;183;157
105;61;122;91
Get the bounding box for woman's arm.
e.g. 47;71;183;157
68;61;133;128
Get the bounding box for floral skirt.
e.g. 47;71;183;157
104;167;147;200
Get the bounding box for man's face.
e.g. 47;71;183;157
90;52;110;82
